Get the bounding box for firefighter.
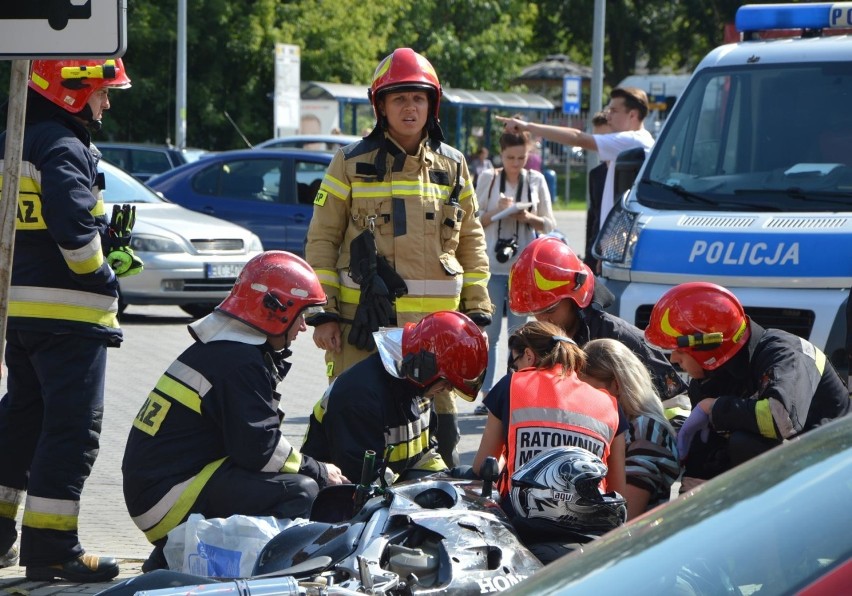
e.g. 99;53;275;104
122;251;348;573
305;48;492;467
645;282;850;490
0;59;136;582
302;311;488;483
508;236;688;403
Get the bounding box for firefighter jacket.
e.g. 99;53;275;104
301;353;443;482
122;339;328;543
691;322;850;441
305;132;491;328
577;304;687;400
506;365;620;495
0;109;121;343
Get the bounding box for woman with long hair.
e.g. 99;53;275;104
473;321;626;510
581;338;680;519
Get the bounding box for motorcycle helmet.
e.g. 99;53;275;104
399;311;487;400
508;236;595;316
217;251;326;337
510;447;626;535
368;48;443;140
644;282;749;370
29;58;131;114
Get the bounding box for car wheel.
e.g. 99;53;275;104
180;304;216;319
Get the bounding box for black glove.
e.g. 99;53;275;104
467;312;492;327
106;204;143;277
347;230;397;351
348;274;394;351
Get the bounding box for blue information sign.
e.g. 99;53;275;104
562;76;582;115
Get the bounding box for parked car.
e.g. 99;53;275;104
254;134;361;152
147;148;333;255
99;160;263;318
98;142;208;183
506;414;852;595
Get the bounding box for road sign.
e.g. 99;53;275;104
0;0;127;58
562;76;582;115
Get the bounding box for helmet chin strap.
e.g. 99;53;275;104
77;103;103;132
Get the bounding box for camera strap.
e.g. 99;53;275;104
496;168;531;240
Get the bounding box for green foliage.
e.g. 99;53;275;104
0;0;762;150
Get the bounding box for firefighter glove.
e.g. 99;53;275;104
108;204;136;249
348;273;394;351
108;247;144;277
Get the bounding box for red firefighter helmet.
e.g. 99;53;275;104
29;59;131;113
369;48;442;121
217;251;327;337
508;236;595;315
644;282;750;370
399;311;487;400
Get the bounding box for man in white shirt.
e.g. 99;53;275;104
497;87;654;232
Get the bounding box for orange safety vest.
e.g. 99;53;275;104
506;365;619;495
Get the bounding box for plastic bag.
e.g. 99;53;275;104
164;513;303;578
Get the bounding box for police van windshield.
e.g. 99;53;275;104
639;62;852;212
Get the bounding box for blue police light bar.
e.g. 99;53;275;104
736;3;852;33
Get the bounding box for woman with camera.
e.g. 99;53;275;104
474;130;556;412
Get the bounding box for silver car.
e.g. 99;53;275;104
100;160;263;318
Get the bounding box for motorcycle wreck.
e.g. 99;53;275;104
98;455;543;595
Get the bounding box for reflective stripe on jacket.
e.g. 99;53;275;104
306;133;491;327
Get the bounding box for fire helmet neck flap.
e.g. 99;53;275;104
217;251;327;338
644;282;750;370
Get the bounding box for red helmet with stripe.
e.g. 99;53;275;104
508;236;594;316
369;48;442;121
400;311;487;400
644;282;750;370
218;251;327;337
29;59;131;113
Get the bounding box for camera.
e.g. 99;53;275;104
495;237;519;263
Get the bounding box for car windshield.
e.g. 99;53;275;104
640;62;852;212
99;161;165;204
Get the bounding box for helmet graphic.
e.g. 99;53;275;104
510;447;626;535
399;311;487;400
369;48;442;121
508;236;595;315
218;251;326;337
644;282;749;370
29;59;131;113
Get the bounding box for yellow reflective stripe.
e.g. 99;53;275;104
0;502;18;520
755;400;778;439
91;194;106;217
340;285;361;305
280;448;302;474
396;295;460;313
462;271;489;287
664;406;691;420
814;347;826;375
9;301;118;328
155;375;202;414
60;235;105;275
351;181;449;201
144;458;227;543
320;175;350;201
387;434;430;463
315;268;340;287
22;496;79;532
312;398;326;423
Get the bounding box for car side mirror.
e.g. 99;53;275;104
613;146;646;200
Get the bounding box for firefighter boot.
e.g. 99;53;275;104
26;553;120;582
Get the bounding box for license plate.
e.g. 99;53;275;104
206;263;243;279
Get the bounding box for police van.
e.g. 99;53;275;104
594;3;852;377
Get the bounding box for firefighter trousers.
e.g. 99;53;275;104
0;330;108;566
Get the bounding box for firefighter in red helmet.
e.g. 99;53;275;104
302;311;488;483
0;59;136;582
507;236;687;403
305;48;492;468
645;282;850;491
122;251;348;573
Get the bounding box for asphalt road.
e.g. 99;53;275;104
0;210;588;563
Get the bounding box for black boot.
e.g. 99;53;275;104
141;545;168;573
26;553;120;582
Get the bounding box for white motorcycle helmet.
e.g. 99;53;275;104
510;447;626;535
